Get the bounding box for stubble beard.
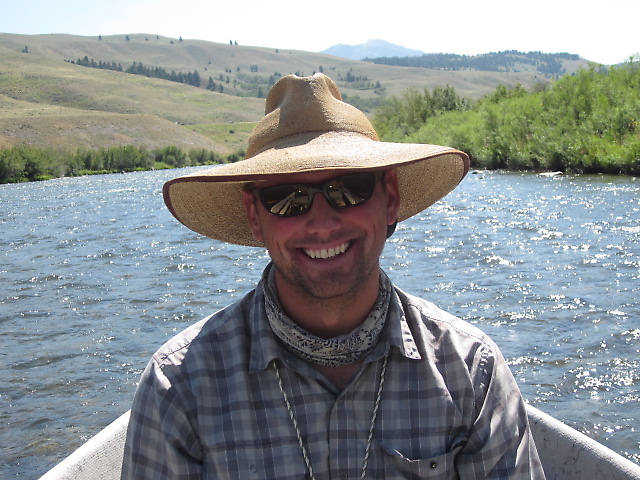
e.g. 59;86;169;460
272;253;380;306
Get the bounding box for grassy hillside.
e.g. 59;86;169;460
2;33;562;99
0;36;264;152
185;122;256;155
0;33;588;154
0;41;264;122
0;94;229;151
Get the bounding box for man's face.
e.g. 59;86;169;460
242;169;400;303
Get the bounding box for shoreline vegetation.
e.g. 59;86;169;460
1;61;638;184
373;61;639;176
0;145;243;184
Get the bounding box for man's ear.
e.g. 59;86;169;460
241;189;264;242
382;168;400;226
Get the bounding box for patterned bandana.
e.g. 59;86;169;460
263;263;391;367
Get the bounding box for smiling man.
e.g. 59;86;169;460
121;73;545;479
243;169;396;338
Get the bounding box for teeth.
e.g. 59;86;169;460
304;242;349;259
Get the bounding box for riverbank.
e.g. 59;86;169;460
373;61;640;176
2;141;638;185
0;145;243;184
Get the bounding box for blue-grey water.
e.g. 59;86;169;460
1;168;639;478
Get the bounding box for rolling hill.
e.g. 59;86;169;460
0;33;590;153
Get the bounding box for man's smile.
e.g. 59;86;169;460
302;241;351;260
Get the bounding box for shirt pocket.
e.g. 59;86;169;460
380;443;459;480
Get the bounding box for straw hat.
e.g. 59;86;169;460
163;73;469;246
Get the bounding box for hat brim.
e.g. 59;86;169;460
163;132;469;246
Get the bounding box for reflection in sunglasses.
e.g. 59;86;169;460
270;190;306;216
259;172;379;217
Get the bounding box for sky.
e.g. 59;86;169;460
2;0;638;65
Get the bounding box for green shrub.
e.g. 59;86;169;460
0;145;239;184
374;60;640;174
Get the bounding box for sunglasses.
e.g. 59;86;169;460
255;171;382;217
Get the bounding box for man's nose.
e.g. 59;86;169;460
304;192;342;233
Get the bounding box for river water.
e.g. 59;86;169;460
1;168;639;478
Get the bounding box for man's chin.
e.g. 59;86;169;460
289;266;371;302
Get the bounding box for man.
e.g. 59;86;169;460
122;73;545;479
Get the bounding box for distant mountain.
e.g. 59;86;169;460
322;39;423;61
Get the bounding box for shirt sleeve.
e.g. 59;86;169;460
120;357;203;480
456;344;546;480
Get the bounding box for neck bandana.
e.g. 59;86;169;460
263;263;391;366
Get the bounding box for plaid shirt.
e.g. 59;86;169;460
122;272;545;479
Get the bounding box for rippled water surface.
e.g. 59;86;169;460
2;168;639;477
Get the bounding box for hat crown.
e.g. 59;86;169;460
245;73;379;158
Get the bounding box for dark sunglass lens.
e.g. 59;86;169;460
260;185;311;216
325;173;376;208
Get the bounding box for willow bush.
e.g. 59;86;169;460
374;60;640;175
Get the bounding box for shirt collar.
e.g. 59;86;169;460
247;278;284;373
385;287;422;360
